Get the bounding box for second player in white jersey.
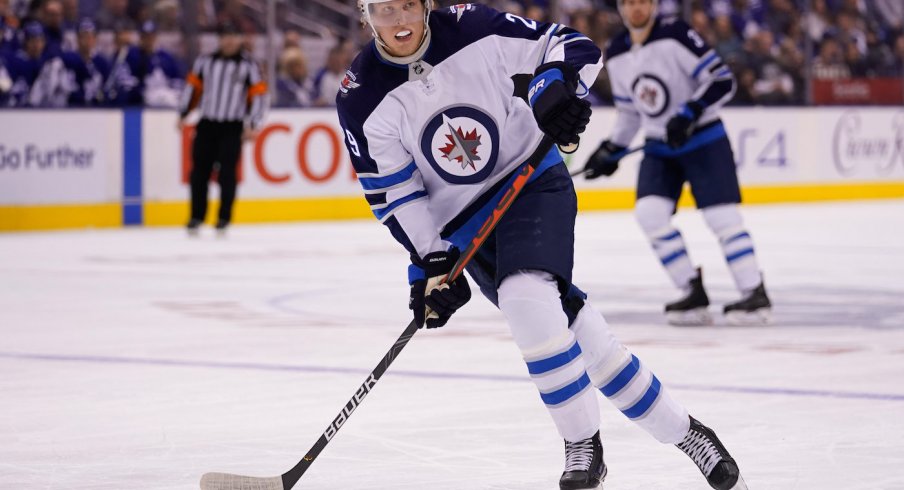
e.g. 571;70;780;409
583;0;772;326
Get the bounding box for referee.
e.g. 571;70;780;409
178;22;268;235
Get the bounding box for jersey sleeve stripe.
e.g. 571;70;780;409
358;161;418;191
691;51;720;78
374;190;429;221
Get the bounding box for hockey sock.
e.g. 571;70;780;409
635;196;698;290
702;204;762;292
571;302;690;444
498;270;600;442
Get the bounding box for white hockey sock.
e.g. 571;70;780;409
498;270;600;442
571;302;690;444
635;196;697;289
702;204;762;292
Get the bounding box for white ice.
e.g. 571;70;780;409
2;200;904;490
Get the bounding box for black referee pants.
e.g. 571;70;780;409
189;119;243;224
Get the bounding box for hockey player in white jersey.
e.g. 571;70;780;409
582;0;772;326
337;1;746;488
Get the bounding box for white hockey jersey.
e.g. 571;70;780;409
336;3;602;258
604;17;735;147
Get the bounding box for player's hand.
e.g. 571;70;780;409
583;140;627;179
528;62;592;147
665;101;704;149
408;248;471;329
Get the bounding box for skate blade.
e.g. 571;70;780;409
725;308;772;326
729;474;749;490
666;308;713;326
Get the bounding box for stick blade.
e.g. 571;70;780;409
200;472;284;490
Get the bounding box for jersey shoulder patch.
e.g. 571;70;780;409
335;44;408;124
648;18;709;56
604;30;631;61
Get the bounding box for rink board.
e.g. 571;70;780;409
2;107;904;231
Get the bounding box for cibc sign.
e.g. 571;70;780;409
180;115;358;192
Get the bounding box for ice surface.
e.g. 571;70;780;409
1;201;903;489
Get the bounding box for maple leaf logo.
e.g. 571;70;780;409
439;124;482;170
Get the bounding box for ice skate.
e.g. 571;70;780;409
186;218;202;237
665;269;712;326
559;431;606;490
724;282;771;325
677;416;747;490
215;219;229;237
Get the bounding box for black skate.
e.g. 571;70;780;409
677;416;747;490
665;269;712;326
215;219;229;236
559;431;606;490
724;282;771;325
186;218;202;237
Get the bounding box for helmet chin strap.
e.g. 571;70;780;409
373;24;431;65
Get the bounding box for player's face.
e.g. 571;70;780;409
622;0;654;29
369;0;426;57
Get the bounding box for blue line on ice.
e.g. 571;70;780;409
2;350;903;402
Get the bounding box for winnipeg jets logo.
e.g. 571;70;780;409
639;85;658;108
439;116;482;170
631;73;670;117
338;70;360;94
420;105;499;184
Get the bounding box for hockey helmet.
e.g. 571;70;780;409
358;0;433;48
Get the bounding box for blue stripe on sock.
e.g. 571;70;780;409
723;231;750;245
661;249;688;266
656;230;681;242
621;375;662;419
726;248;754;263
600;355;640;397
526;342;582;375
540;372;591;406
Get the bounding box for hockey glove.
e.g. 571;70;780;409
583;140;628;179
665;101;705;149
528;62;592;147
409;248;471;329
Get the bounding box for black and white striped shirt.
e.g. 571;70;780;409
180;52;268;128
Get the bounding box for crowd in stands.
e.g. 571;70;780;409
488;0;904;104
1;0;902;108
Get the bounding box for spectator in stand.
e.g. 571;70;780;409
803;0;832;44
713;15;744;65
0;54;10;103
1;1;19;61
310;42;350;107
38;0;66;56
131;19;183;107
94;0;128;30
153;0;180;32
869;0;903;36
730;0;766;39
218;0;261;34
60;17;109;106
104;19;140;105
274;46;311;108
4;20;50;106
731;67;757;105
691;9;715;46
892;33;904;75
812;36;851;79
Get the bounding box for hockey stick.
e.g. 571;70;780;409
199;135;557;490
569;145;644;177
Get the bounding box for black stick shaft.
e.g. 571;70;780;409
569;145;644;177
280;136;556;489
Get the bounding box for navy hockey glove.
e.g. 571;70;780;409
528;62;592;147
665;101;705;149
583;140;627;179
408;248;471;329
